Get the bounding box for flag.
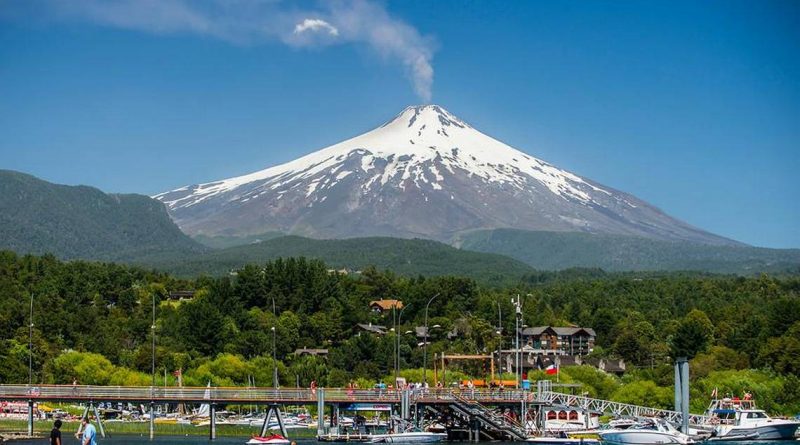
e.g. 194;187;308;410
545;364;558;375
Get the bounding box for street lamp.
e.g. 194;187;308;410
495;299;502;382
151;293;156;387
512;294;522;389
422;293;440;387
394;303;411;383
28;294;33;386
271;296;278;388
271;326;278;388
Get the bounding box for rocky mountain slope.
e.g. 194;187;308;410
155;105;739;246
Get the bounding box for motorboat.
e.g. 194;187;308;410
246;433;291;445
369;431;447;443
704;398;800;440
598;418;694;444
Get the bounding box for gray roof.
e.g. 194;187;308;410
357;323;387;334
521;326;596;337
294;348;329;356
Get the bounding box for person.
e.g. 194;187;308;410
310;379;317;396
50;419;62;445
77;417;97;445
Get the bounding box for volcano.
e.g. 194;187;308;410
154;105;739;246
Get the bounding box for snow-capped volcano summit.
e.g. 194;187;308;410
154;105;737;245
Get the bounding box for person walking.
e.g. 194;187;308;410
76;417;97;445
50;419;62;445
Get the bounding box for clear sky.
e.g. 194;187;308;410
1;1;798;248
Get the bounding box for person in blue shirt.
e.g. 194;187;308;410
76;417;97;445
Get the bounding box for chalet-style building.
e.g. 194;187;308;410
521;326;596;356
369;299;403;313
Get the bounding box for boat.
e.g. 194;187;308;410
704;398;800;440
246;433;291;445
598;418;695;444
527;435;600;445
368;431;447;443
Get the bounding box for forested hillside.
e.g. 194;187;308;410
459;228;800;274
149;235;534;284
1;251;799;413
0;170;207;261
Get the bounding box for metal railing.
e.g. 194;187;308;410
536;391;709;424
0;385;399;403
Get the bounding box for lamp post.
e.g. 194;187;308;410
495;299;502;382
271;326;278;388
151;293;156;387
422;293;440;387
271;296;278;389
394;303;411;382
28;294;33;386
512;294;522;389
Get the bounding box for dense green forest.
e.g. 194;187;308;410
1;251;799;414
0;170;207;261
149;236;535;283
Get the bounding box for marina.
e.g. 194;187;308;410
4;381;797;444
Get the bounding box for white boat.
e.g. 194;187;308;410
705;398;800;440
246;433;291;445
527;436;600;445
369;431;447;443
598;418;694;444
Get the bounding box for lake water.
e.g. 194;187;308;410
9;436;800;445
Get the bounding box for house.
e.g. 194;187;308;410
168;291;195;301
293;348;329;357
369;299;403;313
521;326;596;356
356;323;388;336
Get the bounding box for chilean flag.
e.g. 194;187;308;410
545;364;558;375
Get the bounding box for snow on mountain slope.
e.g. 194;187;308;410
154;105;740;246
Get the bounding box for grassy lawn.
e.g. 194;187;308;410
0;419;317;438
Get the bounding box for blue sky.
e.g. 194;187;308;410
1;0;798;248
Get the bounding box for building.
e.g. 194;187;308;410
355;323;387;336
293;348;329;357
369;299;403;313
168;291;195;301
521;326;596;356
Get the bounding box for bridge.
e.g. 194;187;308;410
0;384;705;441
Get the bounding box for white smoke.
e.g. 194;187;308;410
8;0;436;101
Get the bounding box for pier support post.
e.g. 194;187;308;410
674;358;690;434
674;362;682;412
210;404;216;440
680;359;689;435
149;402;154;440
260;404;288;438
316;388;325;436
92;404;106;438
400;390;409;420
27;400;33;436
